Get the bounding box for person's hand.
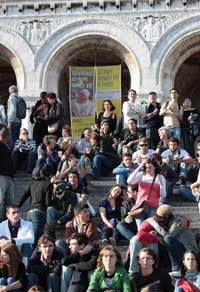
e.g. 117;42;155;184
125;215;133;224
107;223;114;229
135;156;142;164
81;194;88;202
0;285;7;292
163;157;169;164
126;142;133;148
178;216;190;228
39;148;44;157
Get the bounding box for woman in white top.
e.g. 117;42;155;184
127;157;166;228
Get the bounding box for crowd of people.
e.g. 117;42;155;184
0;85;200;291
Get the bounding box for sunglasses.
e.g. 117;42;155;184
140;144;148;147
22;132;28;135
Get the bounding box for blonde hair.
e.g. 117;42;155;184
19;128;28;139
158;127;170;139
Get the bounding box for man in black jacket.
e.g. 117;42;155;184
0;127;14;221
27;234;63;292
45;181;78;237
144;92;162;150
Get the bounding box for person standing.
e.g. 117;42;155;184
144;92;162;149
0;127;14;221
122;89;145;129
160;88;183;141
7;85;22;147
181;98;198;157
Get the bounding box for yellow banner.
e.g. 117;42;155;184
69;66;95;138
95;65;121;117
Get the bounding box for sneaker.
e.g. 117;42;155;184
109;237;116;246
101;238;109;246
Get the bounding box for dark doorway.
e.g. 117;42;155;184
175;51;200;108
0;58;16;106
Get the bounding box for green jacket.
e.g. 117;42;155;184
87;265;132;292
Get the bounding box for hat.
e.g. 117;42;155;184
54;183;66;195
156;204;172;217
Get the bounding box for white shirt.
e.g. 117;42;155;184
132;149;155;163
122;100;145;128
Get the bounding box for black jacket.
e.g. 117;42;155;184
18;176;53;211
27;248;63;289
0;141;13;177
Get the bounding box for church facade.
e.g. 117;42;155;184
0;0;200;127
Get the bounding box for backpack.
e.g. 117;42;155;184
16;96;26;119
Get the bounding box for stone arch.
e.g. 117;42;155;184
36;19;149;93
0;28;34;93
151;15;200;96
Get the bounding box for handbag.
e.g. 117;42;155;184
48;122;59;134
129;174;157;218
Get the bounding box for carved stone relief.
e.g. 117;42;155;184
0;11;199;49
15;20;57;46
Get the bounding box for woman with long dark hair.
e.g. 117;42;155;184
46;92;64;139
99;184;125;246
96;100;117;134
127;157;166;228
174;250;200;292
30;91;49;146
0;242;27;291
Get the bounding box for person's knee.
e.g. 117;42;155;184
7;277;16;285
0;278;6;285
28;273;39;288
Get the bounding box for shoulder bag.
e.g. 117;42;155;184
129;174;157;218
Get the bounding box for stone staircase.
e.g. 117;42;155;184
14;172;200;249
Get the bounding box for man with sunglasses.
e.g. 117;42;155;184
12;128;37;173
132;137;155;166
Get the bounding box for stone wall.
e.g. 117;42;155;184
0;0;200;108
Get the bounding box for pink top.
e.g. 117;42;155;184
136;181;160;208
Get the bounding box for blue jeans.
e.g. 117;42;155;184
10;122;21;149
0;277;20;292
116;221;137;240
179;185;197;202
27;209;47;248
129;236;159;273
93;154;113;177
55;239;70;256
28;272;60;292
135;207;157;230
163;235;185;271
60;266;74;292
47;206;63;224
168;127;181;141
